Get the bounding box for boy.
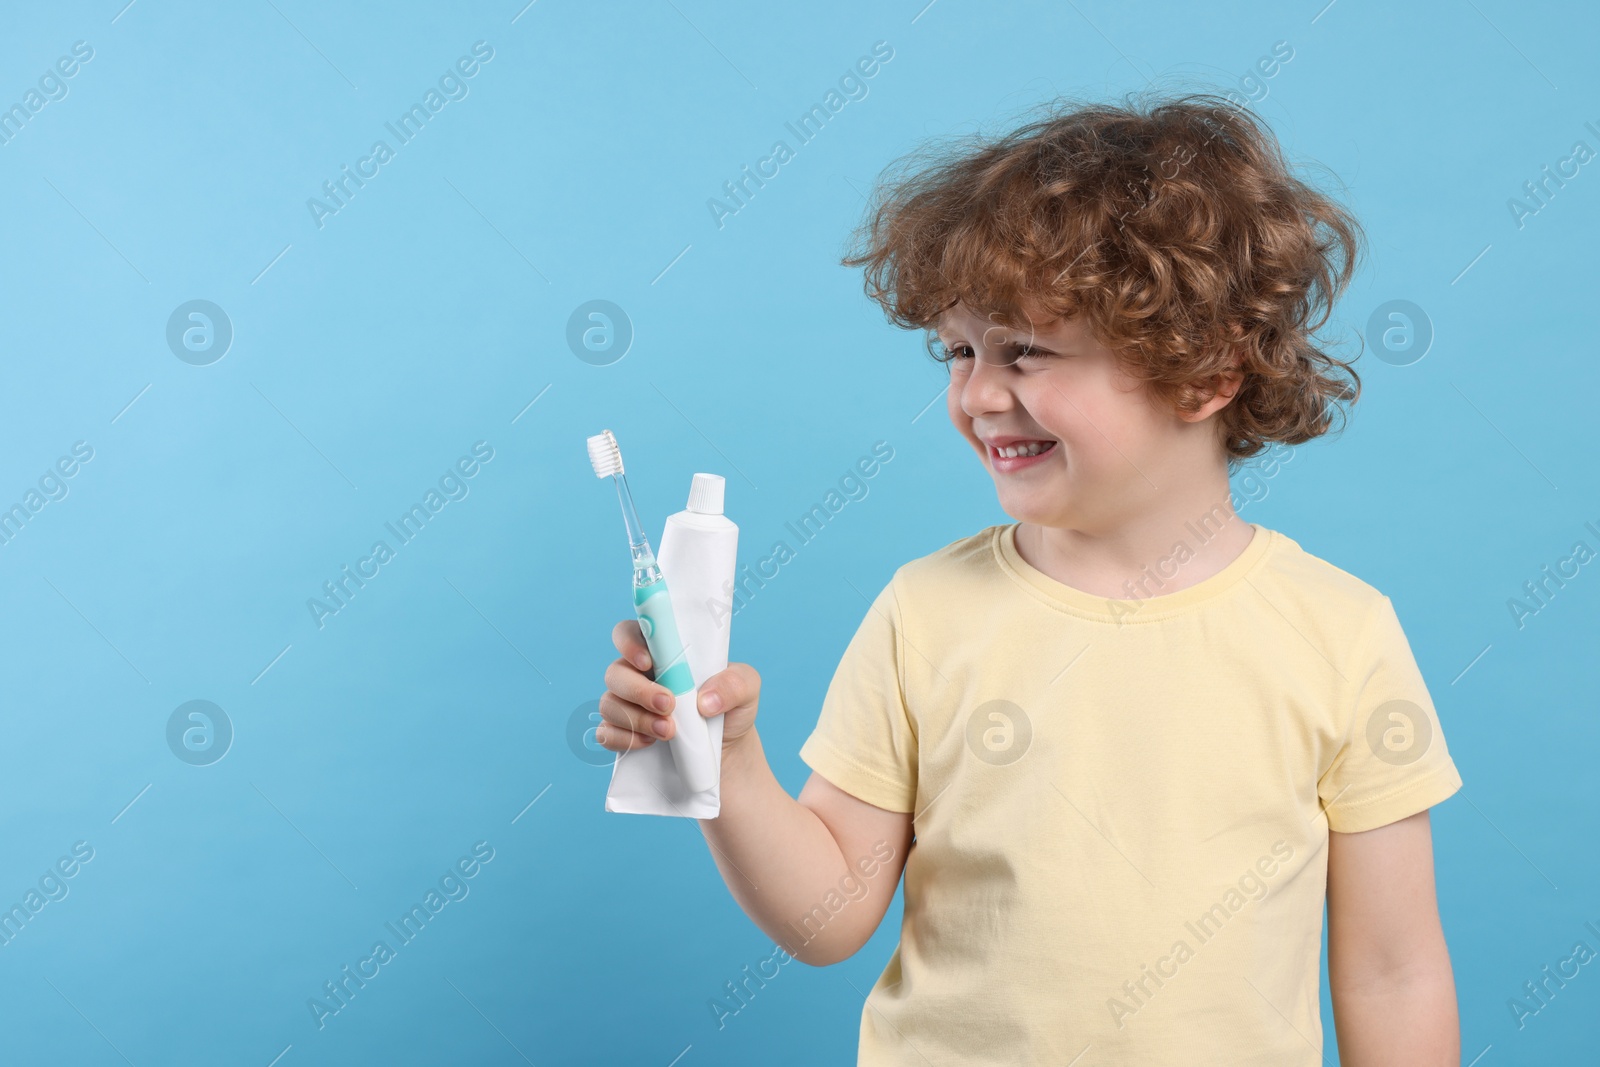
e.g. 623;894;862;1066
598;92;1462;1064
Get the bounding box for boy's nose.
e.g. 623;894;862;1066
958;352;1015;418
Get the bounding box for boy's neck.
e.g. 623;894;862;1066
1015;505;1257;601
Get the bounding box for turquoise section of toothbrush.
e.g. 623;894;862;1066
634;578;695;695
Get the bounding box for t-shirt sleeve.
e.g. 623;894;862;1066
798;573;919;813
1318;595;1463;833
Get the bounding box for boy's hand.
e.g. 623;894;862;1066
599;619;759;753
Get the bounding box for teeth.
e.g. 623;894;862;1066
997;441;1052;458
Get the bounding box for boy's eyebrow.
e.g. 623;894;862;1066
937;317;1061;345
987;330;1055;346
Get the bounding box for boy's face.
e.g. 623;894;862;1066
938;302;1226;530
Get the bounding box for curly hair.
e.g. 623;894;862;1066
840;90;1367;467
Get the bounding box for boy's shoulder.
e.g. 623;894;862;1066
1259;524;1386;600
1256;526;1404;650
887;522;1010;586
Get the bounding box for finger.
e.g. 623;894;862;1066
600;691;676;739
697;662;760;718
603;658;677;716
595;719;657;751
610;619;652;671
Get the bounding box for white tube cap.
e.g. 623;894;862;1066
687;473;725;514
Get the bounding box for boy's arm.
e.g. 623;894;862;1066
698;719;914;967
1326;810;1459;1065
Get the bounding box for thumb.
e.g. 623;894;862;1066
697;663;759;718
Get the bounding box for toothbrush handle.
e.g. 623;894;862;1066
634;579;718;792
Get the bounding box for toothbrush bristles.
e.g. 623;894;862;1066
586;430;624;478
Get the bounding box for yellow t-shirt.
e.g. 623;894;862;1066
798;521;1462;1066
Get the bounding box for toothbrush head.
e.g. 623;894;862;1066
586;430;624;478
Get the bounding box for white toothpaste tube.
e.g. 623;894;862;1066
605;470;738;817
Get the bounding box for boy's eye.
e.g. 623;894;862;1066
939;342;1055;364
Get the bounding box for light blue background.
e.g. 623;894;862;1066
1;0;1595;1063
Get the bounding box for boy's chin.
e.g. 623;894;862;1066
991;487;1070;526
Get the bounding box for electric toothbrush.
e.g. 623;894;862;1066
586;429;718;793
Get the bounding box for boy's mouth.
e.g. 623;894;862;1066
985;438;1058;472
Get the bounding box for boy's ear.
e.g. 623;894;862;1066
1176;327;1246;422
1176;373;1240;422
